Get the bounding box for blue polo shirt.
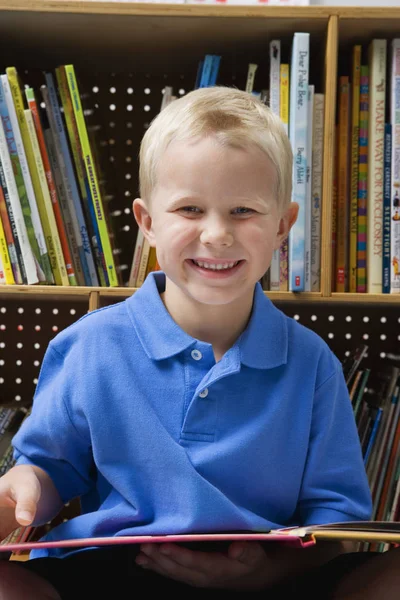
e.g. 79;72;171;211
13;272;372;558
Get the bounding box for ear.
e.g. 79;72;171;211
273;202;299;250
132;198;156;247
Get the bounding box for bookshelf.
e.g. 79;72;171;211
0;1;400;404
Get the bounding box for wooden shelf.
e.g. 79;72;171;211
0;285;399;304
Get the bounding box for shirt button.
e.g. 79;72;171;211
199;388;209;398
191;349;202;361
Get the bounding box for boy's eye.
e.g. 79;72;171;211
233;207;256;215
179;206;202;214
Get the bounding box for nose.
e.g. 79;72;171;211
199;215;234;247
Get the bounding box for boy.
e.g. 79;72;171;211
0;86;398;599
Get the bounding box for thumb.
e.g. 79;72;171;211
14;482;40;526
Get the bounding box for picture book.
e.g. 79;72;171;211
2;521;400;555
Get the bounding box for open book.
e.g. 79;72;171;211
1;521;400;554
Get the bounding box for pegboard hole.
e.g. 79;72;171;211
380;352;386;359
35;308;41;314
293;314;300;321
34;343;40;350
380;334;387;341
34;361;40;367
311;315;317;321
0;307;6;313
15;396;21;402
363;316;370;323
328;333;334;339
345;333;352;339
328;315;334;322
381;317;387;323
363;334;369;340
16;360;22;366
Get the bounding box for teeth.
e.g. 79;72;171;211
193;260;239;270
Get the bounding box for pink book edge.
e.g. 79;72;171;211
1;532;315;553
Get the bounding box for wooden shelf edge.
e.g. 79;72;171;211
0;1;334;18
1;2;400;21
1;287;399;304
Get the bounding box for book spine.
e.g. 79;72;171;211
208;56;221;86
0;120;37;284
367;40;387;294
390;39;400;293
43;73;99;286
128;229;144;287
136;238;150;287
349;45;361;293
55;67;106;286
199;55;214;88
305;85;314;292
279;61;289;297
65;64;118;286
311;93;324;291
0;205;14;284
0;75;44;284
25;87;77;286
43;126;85;286
289;32;310;292
357;66;369;293
0;251;4;284
269;40;281;291
336;76;350;292
383;124;392;293
24;108;68;286
5;68;54;284
0;181;22;283
245;63;258;94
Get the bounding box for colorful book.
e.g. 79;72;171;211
42;73;98;286
357;66;369;293
336;76;350;293
311;93;324;291
305;84;314;292
383;124;392;293
5;67;53;284
390;39;400;294
0;206;13;284
24;108;68;286
0;181;22;284
25;87;77;286
65;64;118;286
349;45;361;293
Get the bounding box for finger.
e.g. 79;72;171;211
13;479;41;526
228;541;265;566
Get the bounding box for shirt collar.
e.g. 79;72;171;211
126;272;288;369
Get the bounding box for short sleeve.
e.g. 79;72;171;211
297;362;373;525
12;343;94;504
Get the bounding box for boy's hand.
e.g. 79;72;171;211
0;465;42;540
135;541;281;590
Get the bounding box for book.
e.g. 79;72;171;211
2;521;400;555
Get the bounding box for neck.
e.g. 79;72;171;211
161;279;255;359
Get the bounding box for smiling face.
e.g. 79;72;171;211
133;135;298;313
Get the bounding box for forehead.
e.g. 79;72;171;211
156;136;277;195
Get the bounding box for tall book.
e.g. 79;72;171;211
336;76;350;293
24;108;69;286
367;40;387;294
0;208;14;284
269;40;281;291
0;75;44;284
311;93;324;291
42;73;98;286
390;39;400;294
54;67;106;287
305;84;314;292
288;32;310;292
357;66;369;293
5;67;54;284
0;180;22;284
383;124;392;294
25;87;77;286
65;65;118;286
279;63;289;291
349;46;361;293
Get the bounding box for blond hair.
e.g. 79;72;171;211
139;86;293;211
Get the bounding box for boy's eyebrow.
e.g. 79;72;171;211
166;193;274;208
